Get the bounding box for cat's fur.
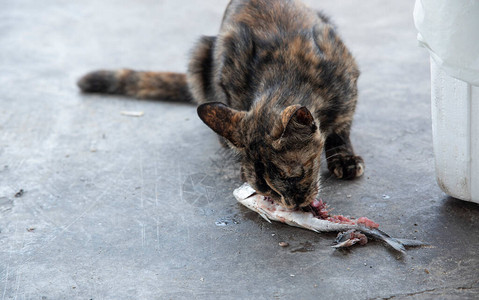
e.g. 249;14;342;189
78;0;364;209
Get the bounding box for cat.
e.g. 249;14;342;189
77;0;364;209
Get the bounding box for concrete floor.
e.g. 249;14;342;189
1;0;478;299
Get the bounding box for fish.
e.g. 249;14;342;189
233;183;427;253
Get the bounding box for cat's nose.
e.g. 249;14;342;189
294;195;314;208
293;196;306;208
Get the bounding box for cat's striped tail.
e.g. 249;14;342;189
77;69;194;103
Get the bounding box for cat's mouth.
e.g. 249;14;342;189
262;178;318;208
262;194;315;210
263;179;305;208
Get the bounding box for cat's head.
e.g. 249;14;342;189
198;102;324;209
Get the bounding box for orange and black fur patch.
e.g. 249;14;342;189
78;0;364;209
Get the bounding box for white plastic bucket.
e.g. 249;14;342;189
430;58;479;202
414;0;479;203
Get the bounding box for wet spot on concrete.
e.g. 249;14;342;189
215;217;239;226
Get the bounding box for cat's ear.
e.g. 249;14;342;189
273;105;317;148
197;102;246;148
280;105;315;131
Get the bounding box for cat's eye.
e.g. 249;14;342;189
278;167;305;181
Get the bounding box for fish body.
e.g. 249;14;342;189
234;183;360;232
233;183;427;253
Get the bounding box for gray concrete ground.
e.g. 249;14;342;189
1;0;478;299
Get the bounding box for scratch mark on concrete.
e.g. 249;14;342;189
177;161;190;242
12;269;20;300
139;150;144;209
154;152;159;208
13;227;25;300
2;220;17;300
375;283;479;300
156;217;160;251
56;157;132;236
1;250;10;299
178;162;184;205
181;214;191;243
140;222;146;248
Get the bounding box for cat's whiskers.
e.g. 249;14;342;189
324;152;344;161
319;171;337;187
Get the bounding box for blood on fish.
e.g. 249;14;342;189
309;199;331;219
350;231;368;245
308;200;379;229
335;230;368;247
327;215;356;225
357;217;379;229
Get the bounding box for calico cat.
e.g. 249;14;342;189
78;0;364;209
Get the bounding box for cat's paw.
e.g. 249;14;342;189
328;155;364;180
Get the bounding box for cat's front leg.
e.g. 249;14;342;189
325;131;364;179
